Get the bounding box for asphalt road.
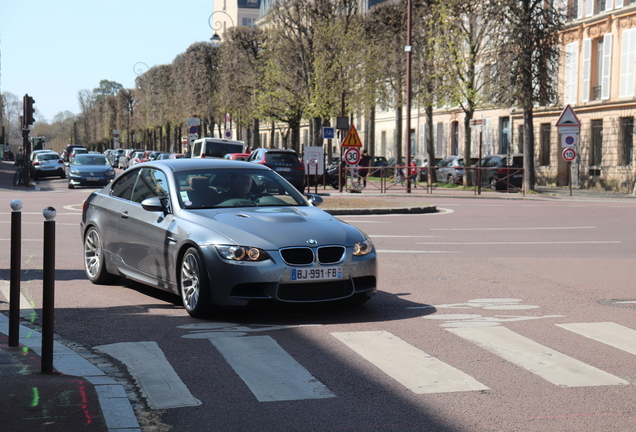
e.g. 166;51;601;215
1;176;636;432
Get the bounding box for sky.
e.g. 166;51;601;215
2;0;216;122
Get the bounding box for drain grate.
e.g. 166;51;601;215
599;299;636;309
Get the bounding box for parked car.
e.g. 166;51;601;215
223;153;251;161
137;151;154;164
30;152;66;179
247;148;306;193
61;145;87;162
191;137;245;158
435;156;478;184
128;150;146;167
472;154;524;191
80;159;377;317
69;147;88;163
30;149;55;162
168;153;185;159
68;154;116;189
412;156;443;181
147;151;169;162
369;156;388;176
118;149;143;169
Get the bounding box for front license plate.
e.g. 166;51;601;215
291;267;342;281
87;177;99;181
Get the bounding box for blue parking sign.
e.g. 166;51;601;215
323;127;335;140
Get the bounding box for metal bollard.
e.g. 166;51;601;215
9;199;22;347
41;206;56;374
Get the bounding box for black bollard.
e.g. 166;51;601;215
9;199;22;347
41;206;56;374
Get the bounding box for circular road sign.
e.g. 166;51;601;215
224;129;232;139
188;125;198;134
344;147;361;166
563;148;577;162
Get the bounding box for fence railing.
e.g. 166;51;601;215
305;164;524;195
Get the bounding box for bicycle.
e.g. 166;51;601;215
13;161;25;186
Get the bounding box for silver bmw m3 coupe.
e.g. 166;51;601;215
81;158;377;317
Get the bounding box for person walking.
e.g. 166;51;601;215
358;149;370;187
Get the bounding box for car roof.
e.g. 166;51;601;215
138;158;272;173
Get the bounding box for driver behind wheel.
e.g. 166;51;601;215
227;173;253;199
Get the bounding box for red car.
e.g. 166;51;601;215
223;153;251;161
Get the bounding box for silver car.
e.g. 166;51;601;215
80;159;377;317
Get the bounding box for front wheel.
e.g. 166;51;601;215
84;227;118;284
13;169;22;186
180;248;212;318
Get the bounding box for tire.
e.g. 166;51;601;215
446;175;455;184
490;178;498;191
180;247;212;318
61;172;66;179
68;183;74;189
13;169;21;186
84;227;118;284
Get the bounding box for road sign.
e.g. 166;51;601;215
556;105;581;127
469;119;484;127
563;148;577;161
344;147;361;165
303;146;324;175
341;125;363;147
186;118;200;126
323;127;335;140
561;134;578;148
558;126;580;134
188;125;198;134
224;129;232;139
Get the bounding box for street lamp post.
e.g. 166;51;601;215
209;11;235;48
133;62;149;76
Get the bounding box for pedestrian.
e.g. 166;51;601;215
396;166;404;185
358;149;370;187
15;148;24;166
409;160;418;188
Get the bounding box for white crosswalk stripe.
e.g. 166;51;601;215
447;326;629;387
210;335;336;402
95;341;202;409
332;331;489;394
557;322;636;356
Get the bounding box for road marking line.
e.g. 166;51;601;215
332;331;488;394
415;241;620;245
431;226;595;231
557;322;636;356
377;250;457;254
0;280;35;318
210;336;335;402
447;326;628;387
95;341;201;409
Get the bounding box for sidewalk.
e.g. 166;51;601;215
0;313;141;432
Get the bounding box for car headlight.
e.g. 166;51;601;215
216;245;270;262
106;170;115;176
70;168;79;175
353;237;374;256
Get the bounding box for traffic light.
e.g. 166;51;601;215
23;94;36;126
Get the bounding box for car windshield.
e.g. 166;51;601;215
174;168;308;209
266;153;299;164
72;155;109;166
38;153;60;161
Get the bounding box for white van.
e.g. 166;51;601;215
190;138;245;159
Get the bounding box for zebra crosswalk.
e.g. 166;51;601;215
97;321;635;407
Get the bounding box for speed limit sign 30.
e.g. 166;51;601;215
344;147;361;165
562;148;577;162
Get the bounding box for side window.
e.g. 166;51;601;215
192;142;202;157
111;169;139;201
131;168;169;203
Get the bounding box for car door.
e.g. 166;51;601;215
117;167;177;285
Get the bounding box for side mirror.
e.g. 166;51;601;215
141;197;167;213
304;193;323;207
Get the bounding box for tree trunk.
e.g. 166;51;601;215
252;118;260;150
426;103;436;183
522;108;535;193
463;107;474;186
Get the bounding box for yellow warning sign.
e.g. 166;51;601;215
341;125;363;148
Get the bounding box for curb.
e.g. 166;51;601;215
325;205;437;215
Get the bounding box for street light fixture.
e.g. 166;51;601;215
133;62;149;76
208;11;235;48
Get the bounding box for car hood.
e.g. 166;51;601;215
180;206;364;249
